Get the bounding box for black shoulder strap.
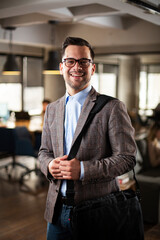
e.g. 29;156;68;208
66;95;114;203
68;95;114;160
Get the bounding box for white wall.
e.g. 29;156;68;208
0;18;160;52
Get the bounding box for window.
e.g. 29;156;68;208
100;73;117;97
91;63;118;97
139;65;160;115
23;57;44;115
0;55;22;115
0;83;22;112
0;55;44;118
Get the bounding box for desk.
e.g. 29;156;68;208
16;120;42;132
0;117;42;132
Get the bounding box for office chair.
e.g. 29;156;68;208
13;126;43;184
15;111;30;121
0;127;30;179
33;130;42;155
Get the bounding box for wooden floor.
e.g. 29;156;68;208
145;224;160;240
0;156;159;240
0;156;48;240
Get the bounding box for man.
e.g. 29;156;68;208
38;37;137;240
41;99;51;123
42;99;51;115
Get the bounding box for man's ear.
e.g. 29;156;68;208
59;63;63;75
91;63;96;76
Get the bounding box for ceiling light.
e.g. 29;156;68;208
3;54;20;75
43;50;60;75
2;27;20;76
43;21;60;75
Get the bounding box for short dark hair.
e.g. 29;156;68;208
61;36;95;61
42;99;51;104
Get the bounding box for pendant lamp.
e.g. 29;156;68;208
2;27;20;76
43;50;60;75
43;21;60;75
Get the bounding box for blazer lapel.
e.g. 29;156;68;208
71;87;98;147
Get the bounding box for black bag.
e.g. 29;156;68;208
67;95;144;240
71;189;144;240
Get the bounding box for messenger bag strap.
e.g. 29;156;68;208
66;94;141;204
66;95;114;204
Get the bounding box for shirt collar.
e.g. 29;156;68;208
65;85;92;106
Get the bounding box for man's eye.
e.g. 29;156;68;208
81;60;88;64
67;60;75;64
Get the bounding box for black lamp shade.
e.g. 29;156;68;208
43;50;60;75
2;54;20;75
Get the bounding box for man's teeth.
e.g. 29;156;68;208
71;73;84;76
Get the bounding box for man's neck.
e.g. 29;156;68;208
66;84;90;96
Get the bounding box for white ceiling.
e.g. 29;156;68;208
0;0;159;29
0;0;160;55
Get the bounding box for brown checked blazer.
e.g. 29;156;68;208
38;87;137;223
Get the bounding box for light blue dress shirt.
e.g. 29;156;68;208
61;85;92;196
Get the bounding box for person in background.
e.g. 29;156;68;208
42;99;51;121
147;122;160;167
38;36;137;240
42;99;51;115
154;103;160;122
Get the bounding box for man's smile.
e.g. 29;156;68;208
69;71;85;77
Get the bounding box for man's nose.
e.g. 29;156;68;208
73;61;82;70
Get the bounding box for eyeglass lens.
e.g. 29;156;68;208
64;58;92;67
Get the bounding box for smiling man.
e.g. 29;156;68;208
38;37;137;240
60;44;95;94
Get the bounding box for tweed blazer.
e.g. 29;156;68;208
38;87;137;223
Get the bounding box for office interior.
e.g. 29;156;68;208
0;1;160;239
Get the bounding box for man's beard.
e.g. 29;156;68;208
66;77;90;91
66;71;90;91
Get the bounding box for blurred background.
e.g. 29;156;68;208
0;1;160;240
0;0;160;123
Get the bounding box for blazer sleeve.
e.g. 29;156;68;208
82;100;137;182
38;105;55;180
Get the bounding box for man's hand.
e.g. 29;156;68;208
59;157;80;180
48;155;81;180
48;155;67;179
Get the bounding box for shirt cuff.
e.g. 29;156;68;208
80;161;84;180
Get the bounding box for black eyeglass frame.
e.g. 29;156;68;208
62;58;93;68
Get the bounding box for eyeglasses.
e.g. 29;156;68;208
62;58;93;68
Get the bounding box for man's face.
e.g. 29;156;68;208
42;102;48;113
59;45;95;94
